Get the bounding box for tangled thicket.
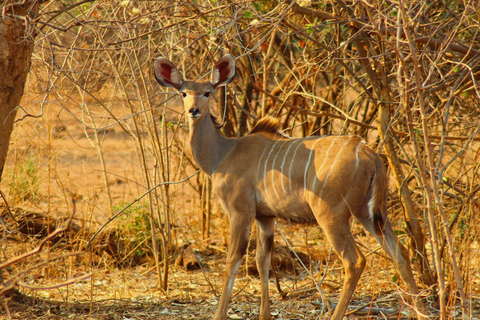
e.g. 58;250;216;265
2;1;479;318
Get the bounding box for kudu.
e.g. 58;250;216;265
153;55;425;320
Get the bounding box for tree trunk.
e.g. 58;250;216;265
0;1;41;181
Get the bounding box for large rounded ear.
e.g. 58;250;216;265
211;55;236;89
154;57;183;90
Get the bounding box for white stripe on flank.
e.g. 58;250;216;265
316;137;352;207
256;147;269;185
288;137;314;193
280;139;300;198
304;138;323;195
310;137;336;200
271;141;286;201
353;139;362;177
263;140;282;201
352;139;366;213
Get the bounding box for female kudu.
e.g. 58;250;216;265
153;55;425;320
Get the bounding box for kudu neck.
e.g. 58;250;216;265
189;114;236;176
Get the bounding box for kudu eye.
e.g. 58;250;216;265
204;92;211;98
181;92;187;98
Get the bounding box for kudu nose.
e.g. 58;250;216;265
189;108;200;117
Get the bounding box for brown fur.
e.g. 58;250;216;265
371;155;388;236
211;114;223;128
153;55;426;320
250;116;285;138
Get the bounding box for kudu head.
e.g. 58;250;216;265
154;55;236;121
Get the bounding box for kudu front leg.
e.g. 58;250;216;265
214;214;253;320
255;217;275;320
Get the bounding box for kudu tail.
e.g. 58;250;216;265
369;155;389;236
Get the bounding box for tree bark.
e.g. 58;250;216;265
0;1;41;181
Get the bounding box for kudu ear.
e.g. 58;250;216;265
212;55;236;89
154;57;183;90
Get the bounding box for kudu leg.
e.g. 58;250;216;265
214;214;254;320
322;222;366;320
255;217;275;320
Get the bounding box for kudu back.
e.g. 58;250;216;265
153;55;425;320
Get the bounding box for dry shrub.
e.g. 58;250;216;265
1;0;479;318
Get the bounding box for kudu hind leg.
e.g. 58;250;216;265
321;221;366;320
255;217;275;320
214;214;254;320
